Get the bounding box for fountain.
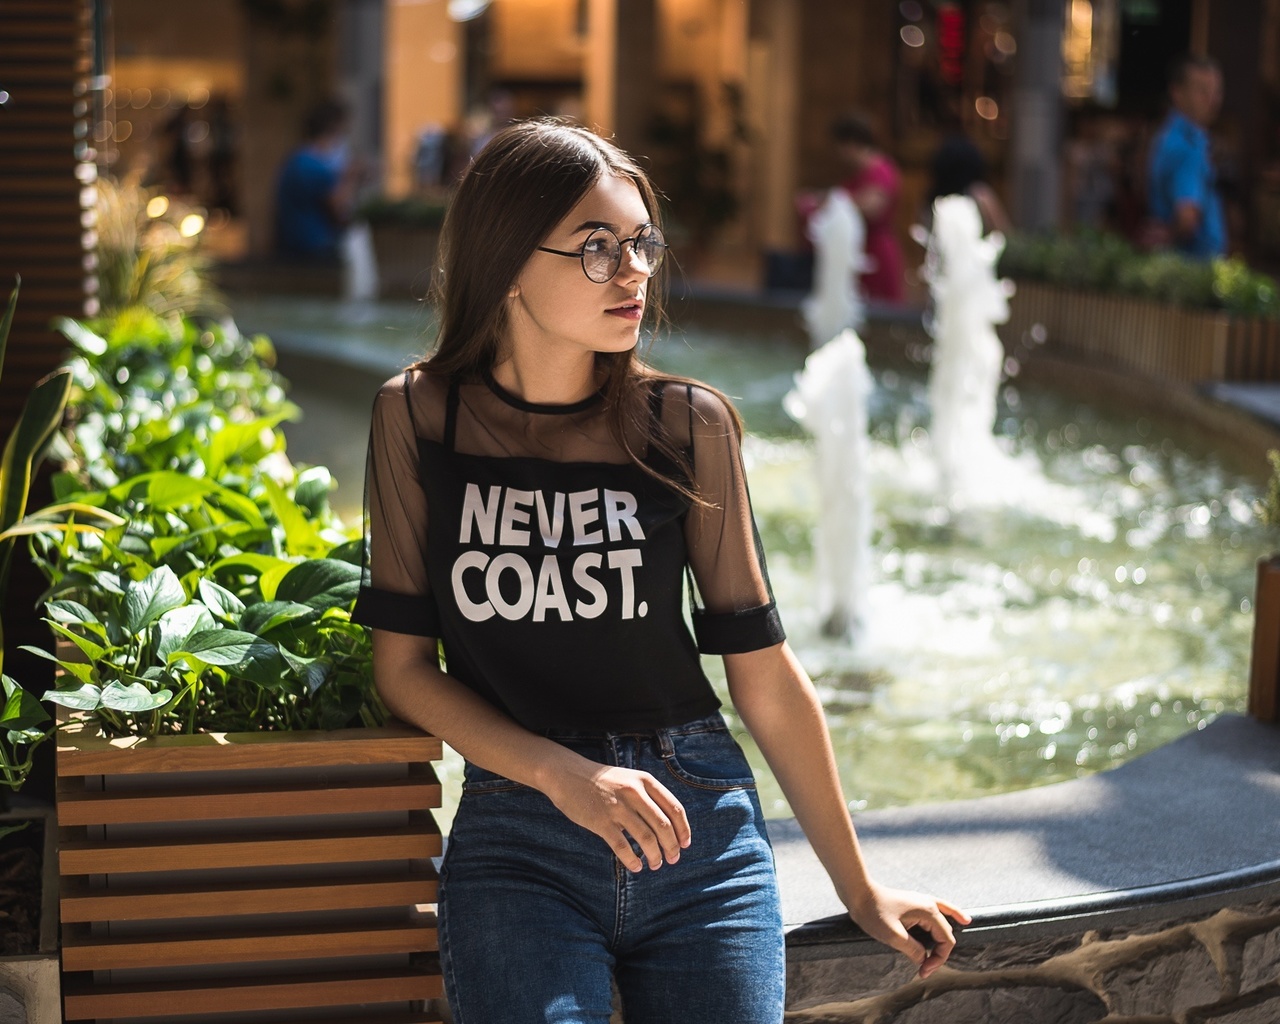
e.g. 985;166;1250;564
801;188;868;349
342;220;380;302
783;329;874;643
920;194;1012;502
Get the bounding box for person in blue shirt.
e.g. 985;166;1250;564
275;99;361;261
1147;54;1225;259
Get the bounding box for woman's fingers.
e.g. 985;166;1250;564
643;775;692;849
603;827;644;873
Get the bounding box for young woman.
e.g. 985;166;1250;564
353;119;969;1024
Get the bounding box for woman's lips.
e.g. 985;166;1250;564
605;303;643;321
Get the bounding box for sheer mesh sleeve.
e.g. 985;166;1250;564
681;384;786;654
351;370;442;637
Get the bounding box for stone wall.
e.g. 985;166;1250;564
786;899;1280;1023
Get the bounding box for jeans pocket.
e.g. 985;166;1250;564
661;728;757;791
461;761;525;794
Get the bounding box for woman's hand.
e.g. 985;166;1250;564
848;881;972;979
542;761;691;874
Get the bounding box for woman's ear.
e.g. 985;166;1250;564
507;283;520;299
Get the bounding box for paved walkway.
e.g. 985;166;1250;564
771;714;1280;947
1202;381;1280;432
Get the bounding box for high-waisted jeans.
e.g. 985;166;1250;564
438;713;785;1024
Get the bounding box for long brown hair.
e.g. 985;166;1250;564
415;118;738;501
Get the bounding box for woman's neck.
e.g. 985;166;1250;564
491;351;599;406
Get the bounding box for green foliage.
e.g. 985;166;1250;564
32;306;383;739
998;231;1280;319
0;279;105;793
52;309;296;489
94;174;226;320
356;194;449;228
1256;450;1280;531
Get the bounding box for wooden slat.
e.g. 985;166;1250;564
63;920;438;971
58;723;443;775
59;816;442;874
61;966;443;1020
0;41;81;60
57;769;441;825
271;1015;440;1024
60;869;438;922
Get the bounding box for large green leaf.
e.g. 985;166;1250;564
123;565;188;634
0;368;74;595
154;604;215;661
173;628;271;667
41;682;103;711
275;559;362;610
240;600;318;636
1;675;50;730
100;681;173;713
197;578;246;622
262;476;324;556
46;621;106;663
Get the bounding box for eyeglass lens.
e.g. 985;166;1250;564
581;225;666;283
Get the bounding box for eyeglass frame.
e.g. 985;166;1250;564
535;223;668;283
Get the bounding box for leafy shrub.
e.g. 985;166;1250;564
356;194;449;228
33;310;383;738
998;231;1280;319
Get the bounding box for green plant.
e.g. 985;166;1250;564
32;305;382;739
997;230;1280;319
53;309;295;489
356;194;449;229
0;280;118;801
1256;450;1280;530
94;173;226;320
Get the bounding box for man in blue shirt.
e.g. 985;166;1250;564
1147;54;1225;259
275;99;359;261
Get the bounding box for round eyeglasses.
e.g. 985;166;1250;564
537;224;668;284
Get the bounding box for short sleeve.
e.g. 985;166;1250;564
1167;139;1206;209
681;385;785;654
351;371;442;637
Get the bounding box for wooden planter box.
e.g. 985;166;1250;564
369;223;442;302
1250;554;1280;724
56;718;444;1023
1002;279;1280;383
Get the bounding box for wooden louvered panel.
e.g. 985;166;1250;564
59;815;443;874
61;870;439;922
57;768;442;825
61;966;444;1020
57;722;444;774
0;41;82;61
62;921;438;971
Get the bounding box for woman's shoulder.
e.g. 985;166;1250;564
372;365;450;440
649;377;740;443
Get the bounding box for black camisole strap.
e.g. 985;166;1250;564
443;376;462;452
402;369;418;435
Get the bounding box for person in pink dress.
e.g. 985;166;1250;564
832;114;906;305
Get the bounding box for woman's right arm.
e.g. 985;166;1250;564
371;628;689;872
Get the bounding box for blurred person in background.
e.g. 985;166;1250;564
831;114;906;305
275;98;368;262
925;130;1011;236
1146;54;1225;258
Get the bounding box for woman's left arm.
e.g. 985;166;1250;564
725;641;971;979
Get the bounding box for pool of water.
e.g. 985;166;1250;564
233;296;1266;823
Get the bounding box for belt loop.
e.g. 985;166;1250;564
657;730;675;757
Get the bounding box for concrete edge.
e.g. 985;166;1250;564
786;861;1280;960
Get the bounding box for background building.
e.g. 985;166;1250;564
94;0;1280;285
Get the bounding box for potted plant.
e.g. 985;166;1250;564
32;307;445;1021
357;193;449;300
998;231;1280;384
1249;449;1280;724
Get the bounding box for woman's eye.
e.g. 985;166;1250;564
583;238;610;255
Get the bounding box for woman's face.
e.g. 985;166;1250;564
506;173;653;365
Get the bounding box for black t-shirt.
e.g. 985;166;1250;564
352;367;784;732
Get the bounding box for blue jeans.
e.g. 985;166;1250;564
439;713;785;1023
